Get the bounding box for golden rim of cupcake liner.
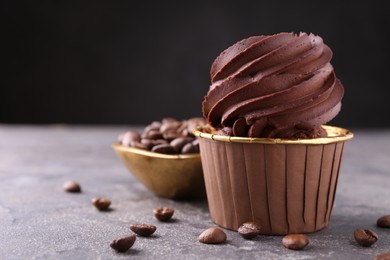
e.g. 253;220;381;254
112;144;200;159
193;125;353;145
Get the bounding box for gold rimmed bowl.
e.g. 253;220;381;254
112;144;206;200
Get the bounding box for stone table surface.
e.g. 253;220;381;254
0;125;389;260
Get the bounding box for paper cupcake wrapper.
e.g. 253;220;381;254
194;125;353;235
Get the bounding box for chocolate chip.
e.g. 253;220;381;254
92;197;111;211
110;234;136;252
354;229;378;247
198;227;227;244
130;223;156;237
238;222;261;239
282;234;309;250
377;215;390;228
153;207;174;221
63;181;81;193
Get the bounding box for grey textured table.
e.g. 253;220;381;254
0;125;389;260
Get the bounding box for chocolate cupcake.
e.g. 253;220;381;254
194;32;353;235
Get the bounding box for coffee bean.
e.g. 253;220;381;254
143;122;161;133
377;215;390;228
163;131;180;142
63;181;81;193
120;131;141;147
162;117;179;124
153;207;174;221
177;121;189;134
198;227;227;244
181;143;199;154
282;234;309;250
142;130;163;140
238;222;261;239
192;139;199;146
141;139;169;151
187;117;206;135
374;252;390;260
110;234;136;252
130;223;156;237
92;197;111;211
151;144;176;154
119;117;203;155
160;121;181;133
170;137;193;152
354;229;378;247
131;141;148;150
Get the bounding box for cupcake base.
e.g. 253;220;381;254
195;125;353;235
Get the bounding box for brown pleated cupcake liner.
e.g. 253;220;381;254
194;125;353;235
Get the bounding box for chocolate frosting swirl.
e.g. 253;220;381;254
202;32;344;138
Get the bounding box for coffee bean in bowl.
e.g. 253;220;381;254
112;118;206;200
118;117;205;155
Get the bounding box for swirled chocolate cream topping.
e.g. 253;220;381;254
202;32;344;138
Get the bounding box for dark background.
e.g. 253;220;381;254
1;1;389;128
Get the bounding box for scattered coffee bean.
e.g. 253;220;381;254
153;207;174;221
374;252;390;260
92;197;111;211
198;227;227;244
130;223;157;237
354;228;378;247
117;117;205;155
110;234;136;252
63;181;81;193
282;234;309;250
377;215;390;228
238;222;261;239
